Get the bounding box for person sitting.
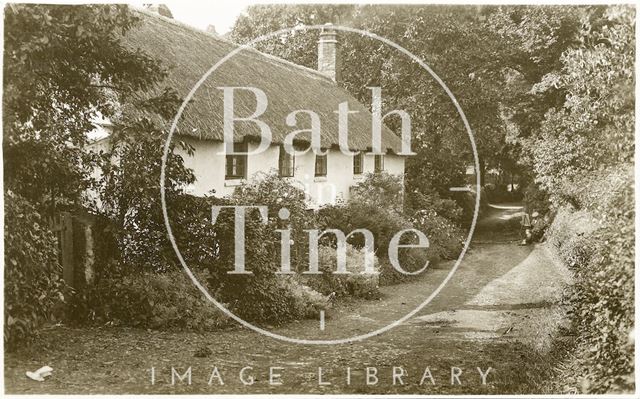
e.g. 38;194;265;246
520;210;532;245
530;211;548;242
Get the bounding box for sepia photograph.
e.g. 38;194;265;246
1;1;636;396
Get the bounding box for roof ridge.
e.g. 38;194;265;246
131;5;334;84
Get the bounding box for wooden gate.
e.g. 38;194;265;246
48;212;76;288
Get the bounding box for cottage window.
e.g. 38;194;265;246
374;154;385;173
225;142;247;179
279;146;295;177
353;152;363;175
315;151;328;177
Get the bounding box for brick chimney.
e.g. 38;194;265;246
317;23;340;81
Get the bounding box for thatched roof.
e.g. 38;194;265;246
122;8;404;154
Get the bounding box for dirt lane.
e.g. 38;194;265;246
4;205;572;394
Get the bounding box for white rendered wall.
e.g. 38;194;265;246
176;138;405;207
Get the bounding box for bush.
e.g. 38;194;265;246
4;192;67;349
546;208;597;269
77;173;327;328
206;173;327;324
318;202;432;285
318;171;467;286
301;244;380;299
350;172;404;214
410;190;463;222
546;171;634;393
77;267;229;331
523;182;551;215
411;209;465;260
228;171;318;271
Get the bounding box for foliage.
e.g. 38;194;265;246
350;172;404;215
491;7;634;392
318;203;411;258
4;191;67;349
91;85;199;274
402;138;467;221
546;200;633;392
523;182;550;215
229;171;319;271
231;4;356;70
97;144;205;274
411;209;465;260
207;173;327;324
230;4;511;223
3;4;167;215
4;3;205;337
545;168;634;393
3;3;196;273
301;244;381;299
495;6;634;204
318;202;432;286
318;172;465;285
75;267;229;331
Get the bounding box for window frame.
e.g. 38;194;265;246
353;152;363;175
225;142;248;180
374;154;385;173
278;145;295;177
314;150;328;177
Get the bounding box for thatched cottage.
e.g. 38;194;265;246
90;7;406;207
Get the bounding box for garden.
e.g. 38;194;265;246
5;168;466;343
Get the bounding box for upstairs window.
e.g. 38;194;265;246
279;145;295;177
315;151;327;177
353;152;363;175
374;154;385;173
225;142;247;180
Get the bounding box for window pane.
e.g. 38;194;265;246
353;152;363;174
375;154;384;173
279;146;294;177
226;142;247;179
315;151;327;176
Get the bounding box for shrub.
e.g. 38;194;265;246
206;173;327;324
523;182;551;215
74;172;327;328
229;171;318;271
318;203;410;253
301;244;381;299
350;172;404;214
545;208;597;269
220;273;327;325
546;171;634;393
318;202;432;285
4;192;67;349
411;209;465;260
406;188;463;223
77;267;229;331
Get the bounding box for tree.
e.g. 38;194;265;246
489;6;635;393
231;5;515;218
489;5;634;200
3;4;168;215
4;4;198;273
